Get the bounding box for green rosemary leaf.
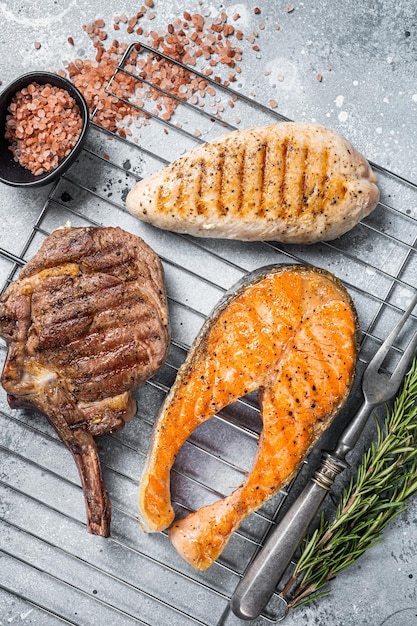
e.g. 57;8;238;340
285;357;417;611
290;590;331;609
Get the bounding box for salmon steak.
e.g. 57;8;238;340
0;226;170;536
139;264;358;569
126;122;379;243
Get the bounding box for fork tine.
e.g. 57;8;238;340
391;318;417;384
367;291;417;374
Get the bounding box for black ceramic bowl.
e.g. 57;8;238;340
0;71;89;188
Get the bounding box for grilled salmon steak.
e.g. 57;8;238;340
126;122;379;243
139;264;358;569
0;226;169;537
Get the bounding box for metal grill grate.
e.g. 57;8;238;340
1;42;417;625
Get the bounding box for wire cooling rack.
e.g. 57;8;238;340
1;42;417;625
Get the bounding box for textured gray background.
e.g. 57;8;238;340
0;1;416;625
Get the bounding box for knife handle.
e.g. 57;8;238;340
230;454;346;621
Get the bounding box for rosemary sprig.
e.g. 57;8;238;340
283;357;417;610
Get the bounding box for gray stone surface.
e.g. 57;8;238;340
0;1;416;625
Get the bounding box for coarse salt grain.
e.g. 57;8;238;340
4;82;83;175
61;7;260;137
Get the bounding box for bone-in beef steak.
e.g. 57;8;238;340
0;226;170;536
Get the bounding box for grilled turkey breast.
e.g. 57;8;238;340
126;122;379;243
0;226;169;536
139;264;358;569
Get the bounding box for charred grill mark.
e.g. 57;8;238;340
84;339;150;373
62;329;161;375
75;341;143;375
280;137;289;211
85;288;159;334
39;280;123;325
288;143;310;218
43;303;165;380
318;149;349;212
301;146;309;210
237;145;246;216
258;143;267;218
36;279;161;356
82;243;135;269
196;158;206;216
34;269;164;358
175;169;185;217
217;151;226;216
35;313;94;351
302;147;319;217
319;147;330;207
72;359;147;394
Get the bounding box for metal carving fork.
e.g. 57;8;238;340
231;292;417;621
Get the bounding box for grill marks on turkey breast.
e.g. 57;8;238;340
0;226;170;536
126;122;379;242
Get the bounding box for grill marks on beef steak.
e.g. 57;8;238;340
0;226;169;536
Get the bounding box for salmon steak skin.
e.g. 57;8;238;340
126;122;379;243
138;264;358;570
0;226;169;537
